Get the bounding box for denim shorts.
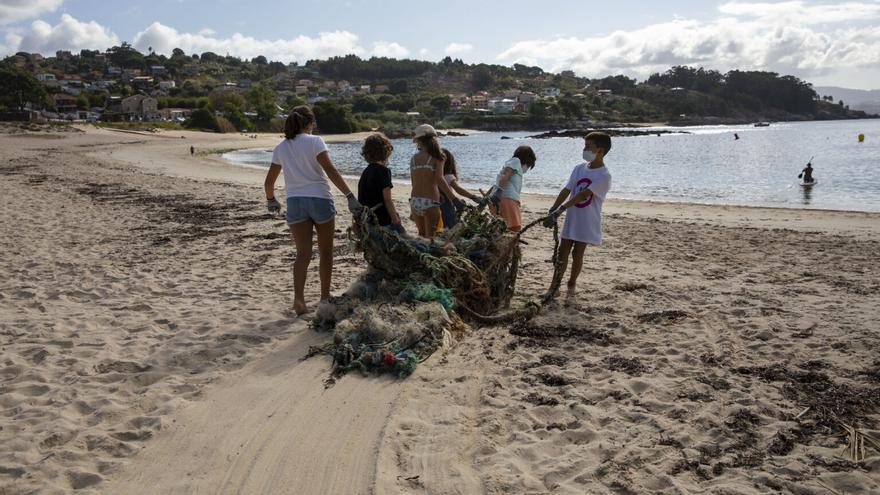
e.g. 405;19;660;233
286;197;336;225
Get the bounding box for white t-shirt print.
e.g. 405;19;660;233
560;163;612;245
271;133;332;200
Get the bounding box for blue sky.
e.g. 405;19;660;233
2;0;879;89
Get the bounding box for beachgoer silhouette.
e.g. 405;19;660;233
799;161;814;183
734;133;739;140
190;145;194;156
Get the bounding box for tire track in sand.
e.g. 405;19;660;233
104;326;402;495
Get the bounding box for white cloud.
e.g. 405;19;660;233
132;22;363;60
371;40;409;58
0;17;413;61
497;1;880;80
419;48;430;57
130;22;410;62
1;31;22;54
14;14;119;54
444;42;473;55
718;1;880;24
0;0;63;25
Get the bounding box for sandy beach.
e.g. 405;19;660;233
1;124;878;494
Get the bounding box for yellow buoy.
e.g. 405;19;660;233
858;133;865;142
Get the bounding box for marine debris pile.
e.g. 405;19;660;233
306;206;561;382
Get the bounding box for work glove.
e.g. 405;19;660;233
388;223;406;235
488;185;502;206
472;196;488;208
346;192;364;216
453;197;467;213
543;207;564;228
267;197;281;215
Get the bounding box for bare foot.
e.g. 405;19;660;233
564;285;577;306
293;299;309;316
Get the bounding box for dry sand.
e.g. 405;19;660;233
1;124;878;494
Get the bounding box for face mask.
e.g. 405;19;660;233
583;149;597;162
521;166;530;174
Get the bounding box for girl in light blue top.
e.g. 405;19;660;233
488;145;536;231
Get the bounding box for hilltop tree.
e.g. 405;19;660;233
471;65;495;90
596;75;636;94
723;70;817;114
647;66;723;93
107;42;145;69
200;52;221;63
513;63;544;77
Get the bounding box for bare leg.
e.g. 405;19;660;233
314;218;336;301
557;238;574;299
423;207;440;238
289;220;315;315
412;210;426;237
567;241;587;297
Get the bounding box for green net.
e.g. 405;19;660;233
306;205;562;383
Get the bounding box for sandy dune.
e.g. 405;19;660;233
1;124;878;494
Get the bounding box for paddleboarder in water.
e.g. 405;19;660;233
798;159;815;184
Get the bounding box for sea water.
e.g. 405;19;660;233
222;119;880;212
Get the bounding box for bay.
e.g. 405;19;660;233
222;119;880;212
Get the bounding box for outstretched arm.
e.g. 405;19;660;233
451;180;480;201
316;151;353;196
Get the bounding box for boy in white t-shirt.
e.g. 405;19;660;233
543;131;613;299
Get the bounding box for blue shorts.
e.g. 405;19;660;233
286;197;336;225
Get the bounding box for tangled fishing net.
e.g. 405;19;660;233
306;205;563;383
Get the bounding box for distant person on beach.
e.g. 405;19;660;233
799;161;815;183
488;146;537;232
409;124;461;238
543;132;613;300
438;148;486;229
263;106;363;315
734;133;740;140
190;145;194;156
358;133;404;233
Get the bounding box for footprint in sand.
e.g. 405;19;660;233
68;471;103;490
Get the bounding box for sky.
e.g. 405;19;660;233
1;0;879;89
